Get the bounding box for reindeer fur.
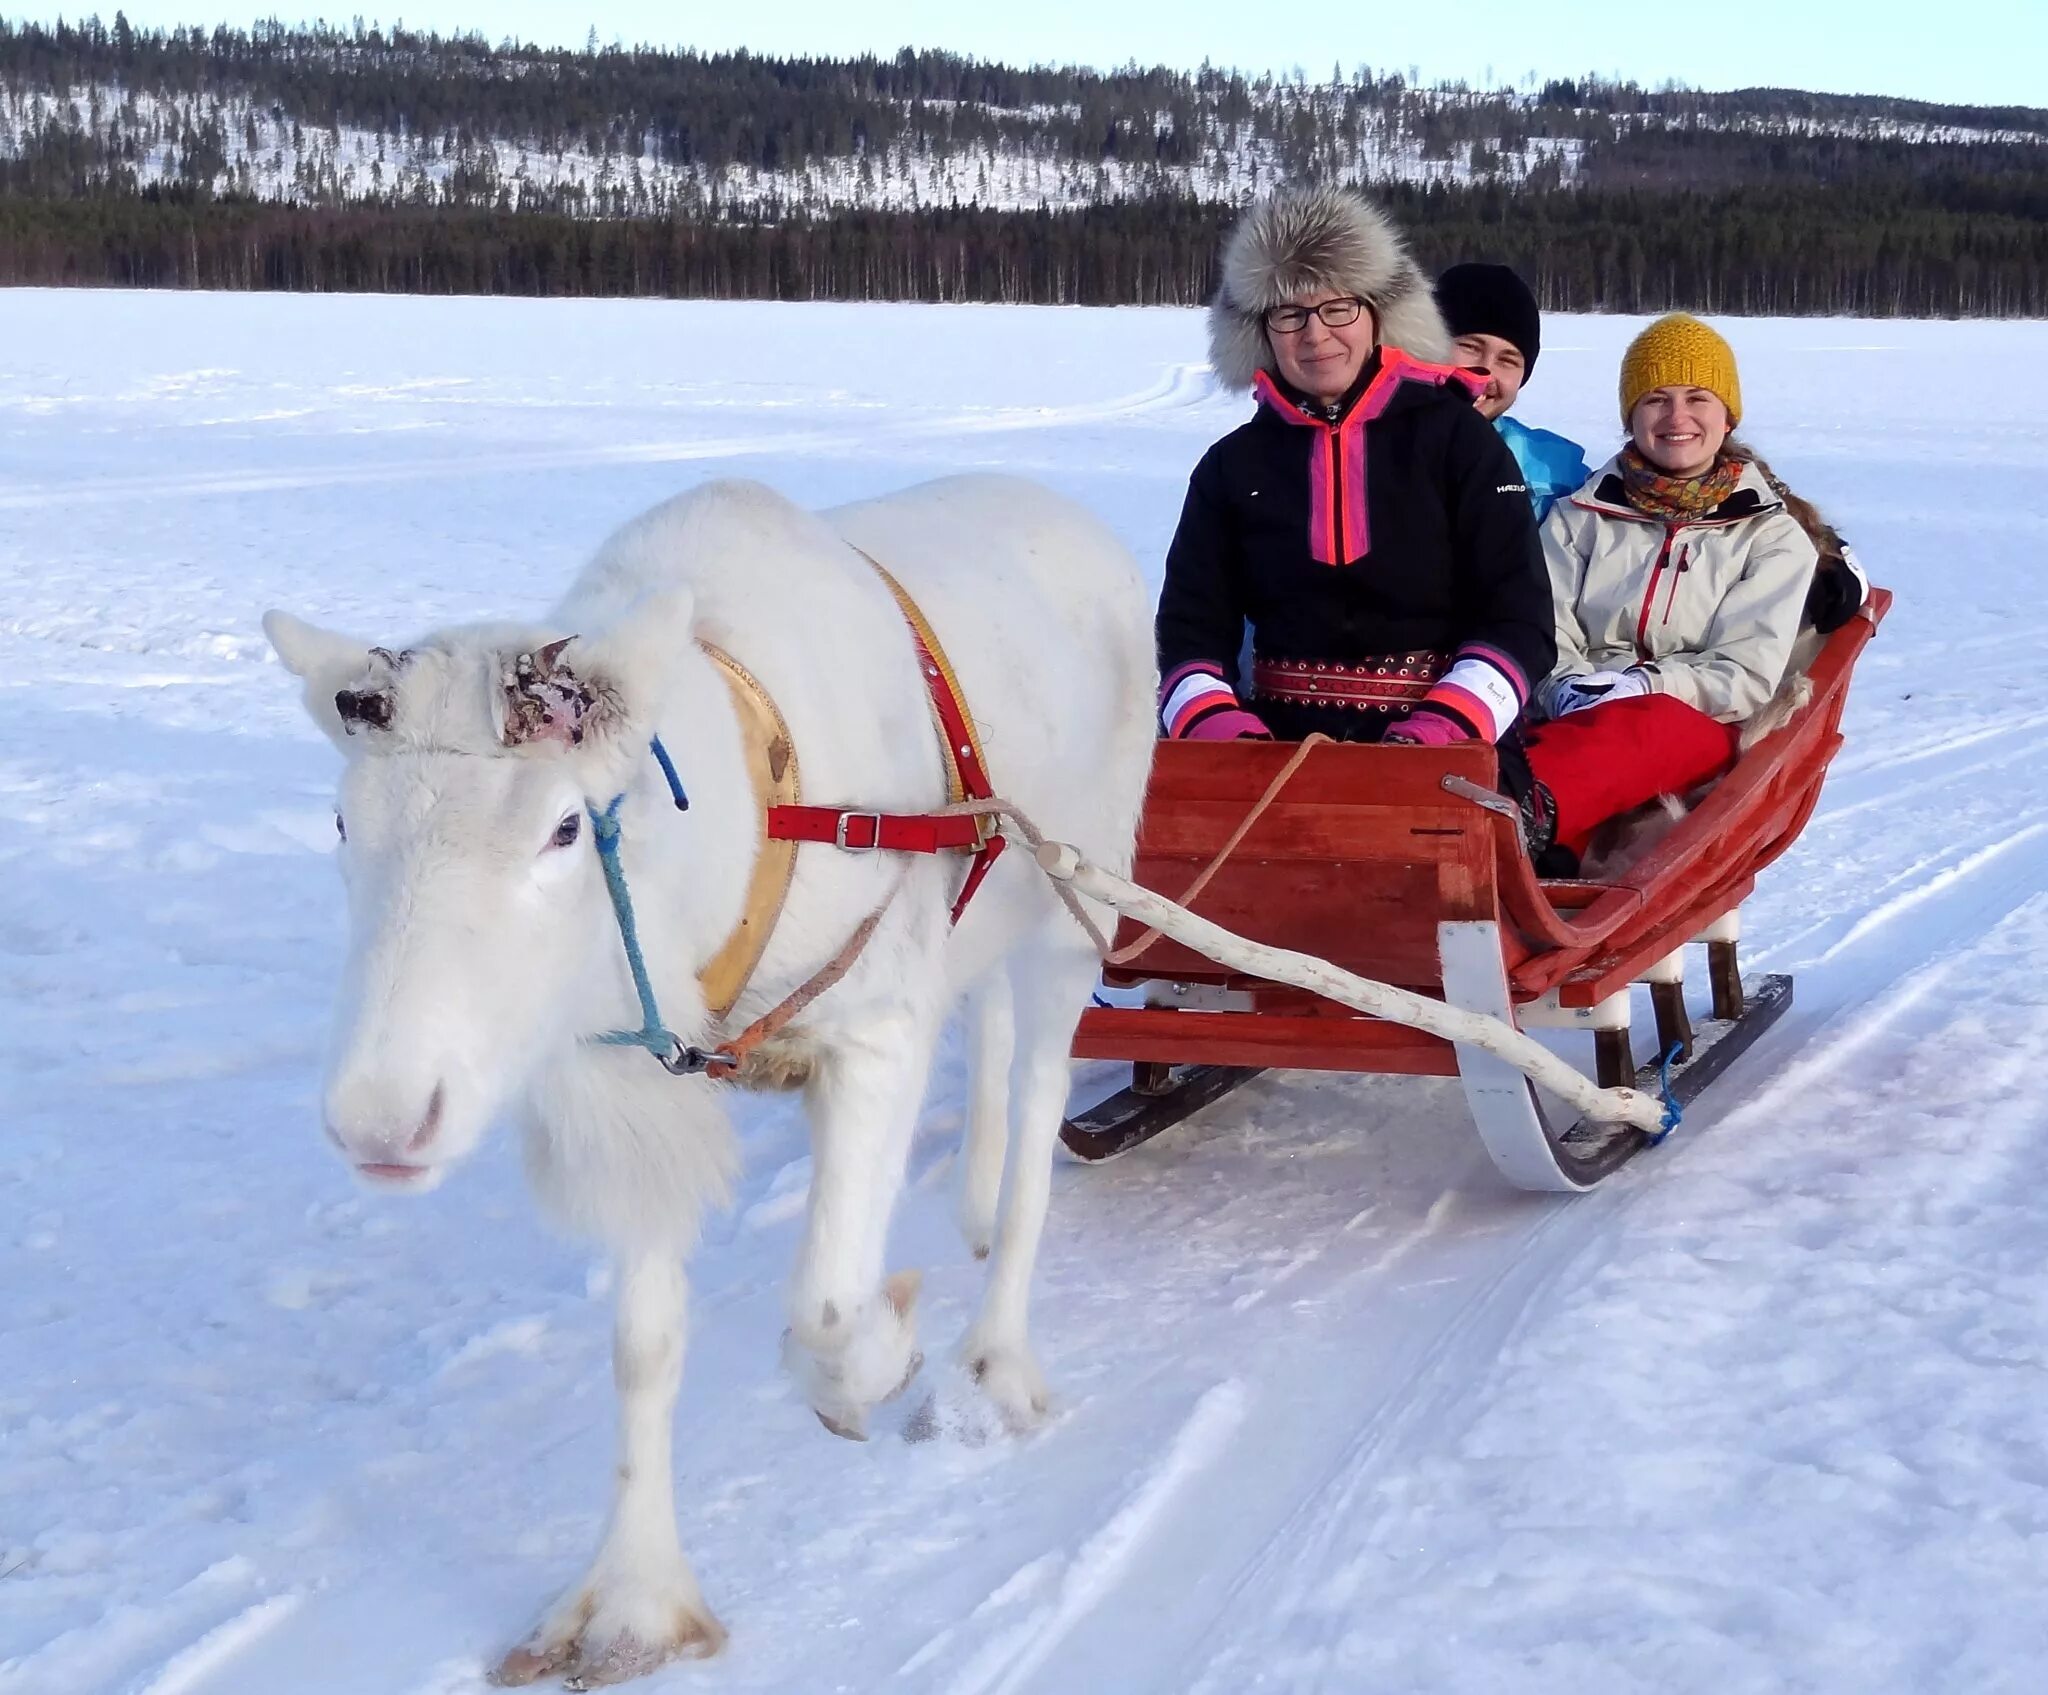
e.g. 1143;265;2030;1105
266;474;1156;1685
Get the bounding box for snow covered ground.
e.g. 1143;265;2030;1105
3;290;2046;1695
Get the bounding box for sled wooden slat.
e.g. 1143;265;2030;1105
1073;1008;1458;1075
1108;860;1475;989
1068;593;1891;1186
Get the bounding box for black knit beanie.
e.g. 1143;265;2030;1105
1434;263;1542;380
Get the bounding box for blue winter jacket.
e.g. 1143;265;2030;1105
1496;415;1590;522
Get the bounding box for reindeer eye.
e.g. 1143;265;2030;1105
335;812;346;842
550;813;582;850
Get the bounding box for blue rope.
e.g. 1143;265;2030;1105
586;746;726;1075
1648;1042;1685;1144
649;736;689;811
588;794;678;1058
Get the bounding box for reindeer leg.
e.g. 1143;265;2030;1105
495;1253;723;1688
783;1010;940;1440
959;941;1097;1431
955;971;1015;1262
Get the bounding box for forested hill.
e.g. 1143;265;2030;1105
3;17;2045;315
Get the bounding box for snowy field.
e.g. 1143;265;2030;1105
4;289;2047;1695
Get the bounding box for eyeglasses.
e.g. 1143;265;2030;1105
1263;298;1367;333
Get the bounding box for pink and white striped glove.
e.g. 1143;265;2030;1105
1382;709;1471;747
1183;706;1272;741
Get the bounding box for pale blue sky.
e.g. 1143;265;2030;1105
44;1;2048;108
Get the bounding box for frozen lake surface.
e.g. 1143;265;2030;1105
4;290;2047;1694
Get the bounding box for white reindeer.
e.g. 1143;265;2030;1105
265;474;1155;1686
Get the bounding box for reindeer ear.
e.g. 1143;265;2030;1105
530;588;695;747
265;610;369;682
265;610;389;750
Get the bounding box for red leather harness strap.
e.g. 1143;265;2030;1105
766;550;1007;927
766;806;985;854
949;831;1008;926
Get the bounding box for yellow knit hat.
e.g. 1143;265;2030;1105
1618;313;1742;426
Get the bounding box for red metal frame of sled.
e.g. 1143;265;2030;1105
1072;594;1887;1086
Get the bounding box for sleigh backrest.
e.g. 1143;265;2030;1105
1104;739;1505;994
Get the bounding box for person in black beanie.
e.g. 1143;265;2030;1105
1436;262;1588;520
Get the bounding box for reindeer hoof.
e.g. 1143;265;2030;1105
491;1643;567;1686
964;1342;1051;1433
788;1270;927;1439
813;1343;924;1442
494;1579;724;1688
817;1407;867;1441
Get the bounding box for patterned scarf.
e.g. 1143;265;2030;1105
1619;444;1745;520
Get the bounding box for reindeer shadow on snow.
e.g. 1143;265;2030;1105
266;474;1157;1686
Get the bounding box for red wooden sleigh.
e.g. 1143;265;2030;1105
1062;591;1891;1191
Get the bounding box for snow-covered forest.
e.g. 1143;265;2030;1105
3;20;2043;313
4;19;2043;217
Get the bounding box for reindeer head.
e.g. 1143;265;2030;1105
263;593;696;1192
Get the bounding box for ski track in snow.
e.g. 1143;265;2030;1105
5;292;2048;1694
128;1593;304;1695
934;1380;1250;1695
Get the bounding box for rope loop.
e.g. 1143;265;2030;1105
588;790;686;1061
1649;1042;1685;1144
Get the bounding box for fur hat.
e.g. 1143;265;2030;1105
1435;262;1542;378
1619;312;1743;425
1207;186;1450;391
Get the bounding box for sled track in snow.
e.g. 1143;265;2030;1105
936;1166;1642;1695
935;745;2048;1692
1819;715;2048;821
1174;1200;1611;1695
1733;816;2048;1121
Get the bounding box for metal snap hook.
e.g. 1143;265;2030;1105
659;1041;726;1077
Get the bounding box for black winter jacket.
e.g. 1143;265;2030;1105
1156;349;1557;744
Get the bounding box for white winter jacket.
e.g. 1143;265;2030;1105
1537;455;1819;723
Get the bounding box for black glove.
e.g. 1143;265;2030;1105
1806;545;1871;635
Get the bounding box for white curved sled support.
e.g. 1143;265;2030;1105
1436;920;1611;1192
1034;843;1668;1169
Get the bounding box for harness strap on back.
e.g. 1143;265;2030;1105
766;546;1007;927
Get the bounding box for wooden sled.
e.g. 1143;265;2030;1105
1063;591;1891;1191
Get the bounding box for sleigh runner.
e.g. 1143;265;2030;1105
1056;590;1890;1191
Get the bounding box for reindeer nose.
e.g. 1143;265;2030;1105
324;1080;446;1172
406;1084;445;1153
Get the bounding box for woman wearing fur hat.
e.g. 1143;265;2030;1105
1524;311;1866;868
1156;187;1555;756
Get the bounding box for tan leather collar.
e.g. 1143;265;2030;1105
696;644;800;1019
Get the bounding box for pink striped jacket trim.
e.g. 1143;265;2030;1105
1252;354;1486;567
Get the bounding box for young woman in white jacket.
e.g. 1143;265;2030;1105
1523;312;1864;869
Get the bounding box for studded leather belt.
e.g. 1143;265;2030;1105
1251;650;1450;714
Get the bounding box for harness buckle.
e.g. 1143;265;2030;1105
660;1041;731;1077
834;811;885;851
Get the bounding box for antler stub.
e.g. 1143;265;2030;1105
334;648;412;735
502;637;597;747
